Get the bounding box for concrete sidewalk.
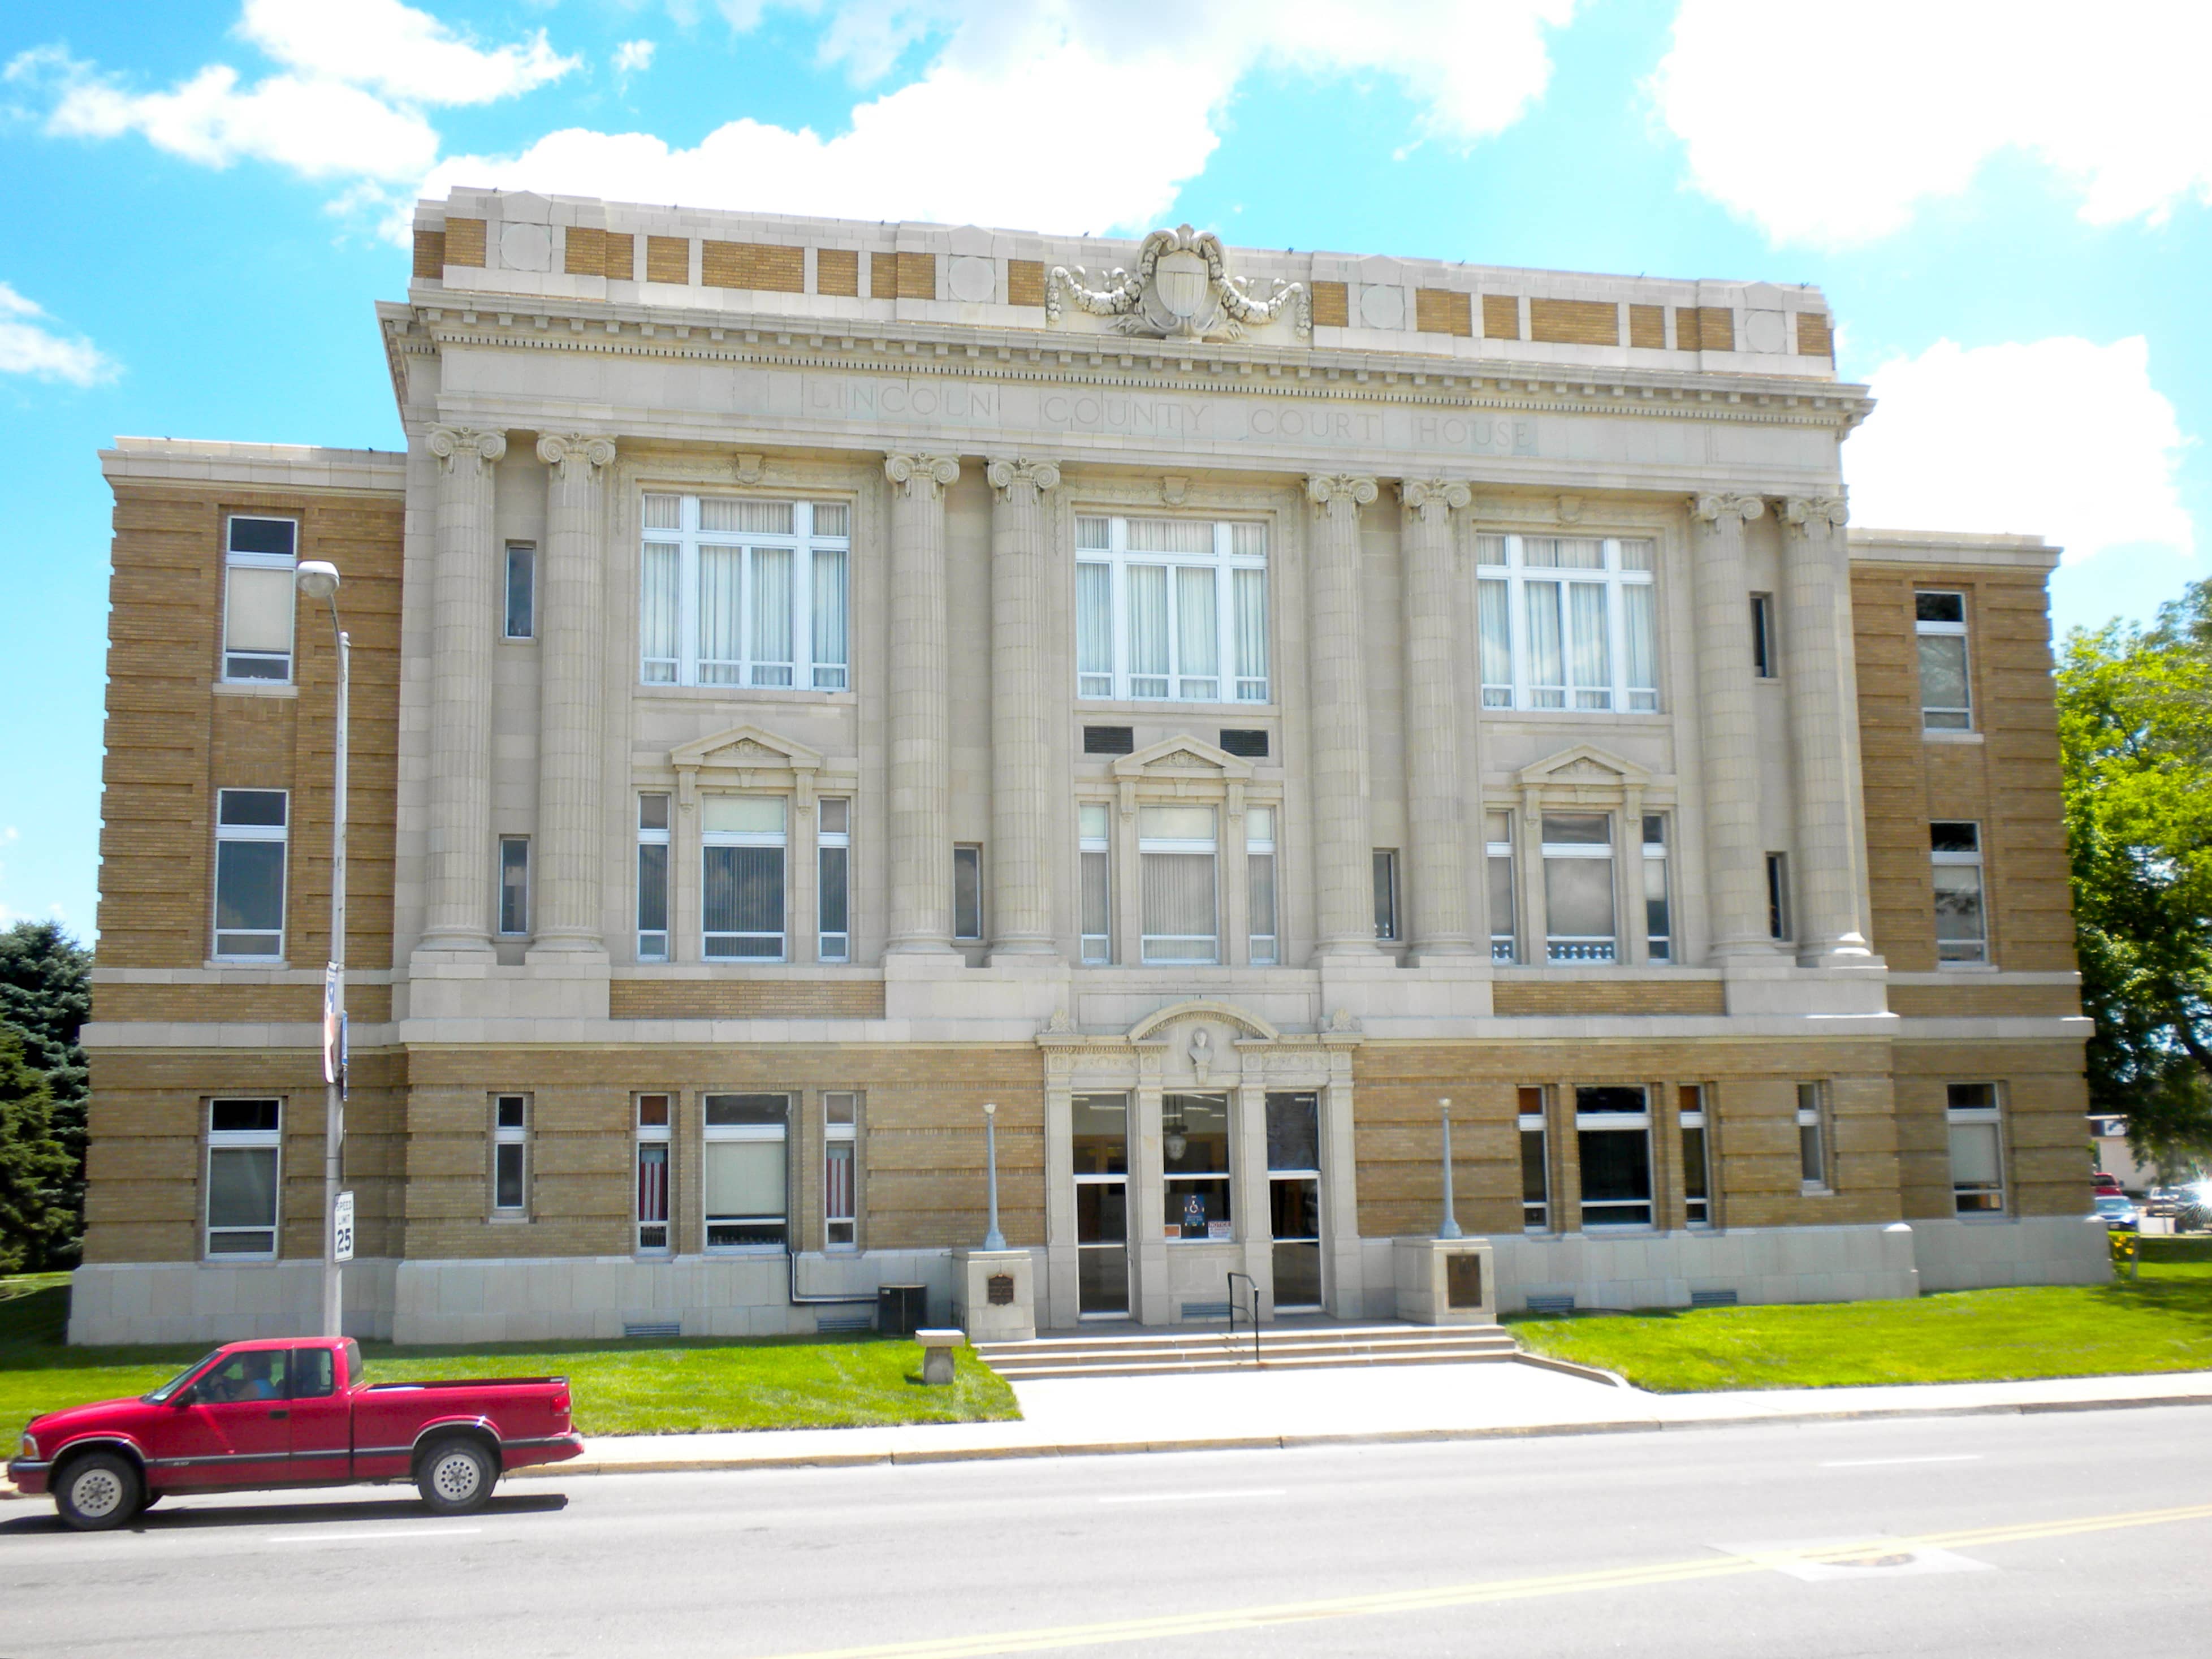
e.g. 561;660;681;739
511;1359;2212;1480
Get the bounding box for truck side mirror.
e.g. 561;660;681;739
171;1385;197;1407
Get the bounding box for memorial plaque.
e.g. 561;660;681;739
1446;1253;1484;1310
987;1273;1015;1307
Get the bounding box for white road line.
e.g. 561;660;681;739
1819;1455;1986;1469
263;1526;483;1543
1096;1489;1287;1505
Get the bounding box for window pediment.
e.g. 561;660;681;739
670;724;827;811
1110;735;1254;783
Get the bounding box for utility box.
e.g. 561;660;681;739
877;1283;927;1336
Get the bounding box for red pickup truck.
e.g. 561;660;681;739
8;1336;584;1531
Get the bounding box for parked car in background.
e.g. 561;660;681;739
8;1337;582;1531
2096;1194;2141;1232
2148;1187;2181;1217
2094;1172;2125;1196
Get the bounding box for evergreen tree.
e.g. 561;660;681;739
0;1028;72;1274
0;921;91;1265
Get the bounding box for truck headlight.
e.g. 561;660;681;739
18;1432;36;1460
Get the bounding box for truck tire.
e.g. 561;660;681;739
55;1452;142;1532
416;1437;496;1515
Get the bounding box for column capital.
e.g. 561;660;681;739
426;425;507;473
885;452;961;498
535;431;617;476
1782;494;1849;534
1691;491;1764;525
986;457;1062;498
1398;478;1472;521
1306;474;1379;511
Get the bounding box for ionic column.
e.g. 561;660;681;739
530;433;616;957
884;453;961;953
986;457;1062;957
1398;479;1477;958
1690;491;1770;956
1782;495;1872;962
417;425;507;954
1304;474;1381;957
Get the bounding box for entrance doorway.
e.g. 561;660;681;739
1267;1092;1322;1311
1073;1094;1130;1317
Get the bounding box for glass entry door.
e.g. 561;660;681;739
1073;1094;1130;1317
1266;1093;1323;1311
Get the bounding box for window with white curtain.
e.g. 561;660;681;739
703;1093;788;1249
1246;806;1277;965
1542;813;1615;963
702;796;786;960
223;516;298;682
1075;516;1268;703
1139;805;1217;964
639;495;850;689
824;1092;859;1248
1946;1082;2004;1215
1079;802;1112;964
1932;821;1987;965
1487;810;1516;963
1476;535;1658;712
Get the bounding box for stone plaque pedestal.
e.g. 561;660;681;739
1393;1237;1497;1325
953;1248;1036;1342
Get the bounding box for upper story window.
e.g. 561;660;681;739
1139;805;1218;965
213;789;288;961
223;516;298;682
639;495;849;690
1075;516;1269;704
206;1098;282;1259
504;543;536;640
1477;535;1658;713
1543;813;1615;964
702;795;787;960
1931;821;1986;965
1915;591;1972;731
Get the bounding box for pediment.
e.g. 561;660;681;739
1515;743;1651;790
1127;999;1280;1043
669;723;824;774
1111;734;1254;783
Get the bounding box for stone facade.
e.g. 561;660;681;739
73;192;2102;1345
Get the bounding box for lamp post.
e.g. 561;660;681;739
982;1101;1006;1252
1438;1098;1462;1240
296;560;348;1338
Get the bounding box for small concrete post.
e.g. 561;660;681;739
1439;1099;1462;1240
983;1101;1006;1252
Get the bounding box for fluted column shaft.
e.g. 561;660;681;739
1782;495;1870;962
1690;491;1770;956
418;425;506;953
1398;479;1477;958
1304;475;1381;956
987;457;1062;956
885;453;961;953
532;433;616;956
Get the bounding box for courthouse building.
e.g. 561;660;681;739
72;189;2105;1343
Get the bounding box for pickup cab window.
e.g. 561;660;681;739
293;1347;338;1398
144;1350;221;1404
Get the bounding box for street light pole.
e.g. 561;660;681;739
982;1101;1006;1252
297;561;348;1338
1438;1098;1462;1240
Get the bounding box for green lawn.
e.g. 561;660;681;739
1511;1243;2212;1393
0;1282;1019;1437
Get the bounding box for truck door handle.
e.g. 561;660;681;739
268;1409;289;1419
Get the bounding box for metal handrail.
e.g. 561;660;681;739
1225;1271;1260;1367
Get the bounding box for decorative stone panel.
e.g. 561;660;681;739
1481;293;1522;339
1414;288;1472;337
703;240;803;293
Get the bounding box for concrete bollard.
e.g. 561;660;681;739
916;1327;965;1385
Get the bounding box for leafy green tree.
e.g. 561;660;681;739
0;1027;72;1273
0;921;91;1265
2060;580;2212;1173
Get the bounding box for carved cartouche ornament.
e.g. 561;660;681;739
1047;224;1310;343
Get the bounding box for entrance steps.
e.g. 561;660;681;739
973;1320;1519;1380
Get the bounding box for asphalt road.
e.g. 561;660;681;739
6;1406;2211;1658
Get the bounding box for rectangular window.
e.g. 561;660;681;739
818;798;850;962
1487;810;1516;963
824;1091;858;1248
1576;1086;1653;1228
1074;516;1270;703
1372;850;1399;943
702;796;786;959
1679;1084;1711;1227
1472;534;1658;712
1246;806;1277;965
1643;815;1673;962
953;845;983;941
1080;802;1113;964
213;788;288;960
1139;805;1217;964
637;794;671;960
504;543;535;640
1947;1082;2004;1215
635;1094;672;1255
1750;592;1777;679
223;515;298;682
491;1094;528;1216
206;1098;281;1259
1074;1094;1130;1317
1932;821;1987;965
1519;1086;1549;1233
1162;1093;1232;1239
1265;1092;1322;1309
1797;1081;1829;1191
1766;852;1792;942
1543;813;1615;963
704;1093;788;1249
1916;590;1972;731
498;837;530;936
637;495;850;689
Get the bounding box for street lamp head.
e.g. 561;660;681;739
295;561;341;601
983;1100;997;1118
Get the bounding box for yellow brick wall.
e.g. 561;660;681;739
1675;305;1733;351
645;235;690;285
1006;259;1045;308
443;218;485;267
1481;293;1522;340
608;980;887;1020
602;232;636;282
702;240;803;292
413;230;446;279
1492;980;1726;1017
1890;1039;2092;1219
1796;312;1833;356
1310;282;1349;329
1414;288;1472;337
94;983;394;1023
1530;297;1619;346
1628;304;1665;348
563;225;604;276
816;247;861;297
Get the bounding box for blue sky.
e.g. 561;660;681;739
2;0;2205;940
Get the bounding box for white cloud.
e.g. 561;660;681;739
236;0;576;106
1653;1;2212;245
613;40;657;77
1846;336;2193;564
0;281;118;386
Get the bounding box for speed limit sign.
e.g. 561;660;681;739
333;1190;355;1264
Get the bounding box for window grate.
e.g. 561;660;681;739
1688;1289;1739;1310
815;1314;872;1333
623;1321;681;1338
1180;1300;1233;1321
1084;725;1135;755
1524;1293;1576;1317
1218;728;1268;758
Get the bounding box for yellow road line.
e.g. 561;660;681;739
753;1501;2212;1659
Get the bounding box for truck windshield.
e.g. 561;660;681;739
143;1350;221;1404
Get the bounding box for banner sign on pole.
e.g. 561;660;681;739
322;966;342;1085
333;1190;355;1264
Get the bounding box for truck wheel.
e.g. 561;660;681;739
55;1453;141;1532
416;1437;496;1515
